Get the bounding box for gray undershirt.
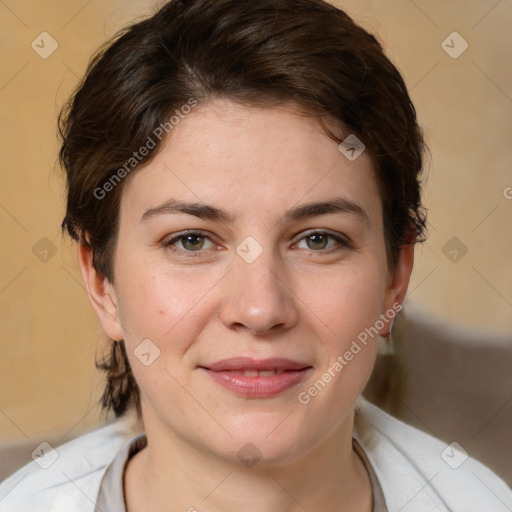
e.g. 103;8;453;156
95;434;387;512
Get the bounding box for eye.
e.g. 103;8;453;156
295;231;349;251
166;231;216;252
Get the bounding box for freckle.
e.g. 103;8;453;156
158;310;165;316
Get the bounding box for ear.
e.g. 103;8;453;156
380;239;415;336
77;239;124;341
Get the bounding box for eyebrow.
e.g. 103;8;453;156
284;198;369;225
141;199;234;223
140;197;369;225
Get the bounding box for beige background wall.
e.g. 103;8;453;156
1;0;511;446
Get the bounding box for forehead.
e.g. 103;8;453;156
119;99;381;225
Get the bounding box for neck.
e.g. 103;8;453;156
124;408;372;512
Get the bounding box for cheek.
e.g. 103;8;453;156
297;257;387;400
113;266;218;416
114;258;226;352
298;260;387;341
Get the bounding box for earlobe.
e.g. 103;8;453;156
381;241;415;335
77;239;124;341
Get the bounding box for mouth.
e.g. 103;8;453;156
199;357;313;398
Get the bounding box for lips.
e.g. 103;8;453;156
204;357;310;372
200;357;312;398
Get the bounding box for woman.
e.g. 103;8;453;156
1;0;510;510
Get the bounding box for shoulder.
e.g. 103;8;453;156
0;414;139;512
354;397;512;511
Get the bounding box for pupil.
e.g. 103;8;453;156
308;234;327;250
183;235;203;250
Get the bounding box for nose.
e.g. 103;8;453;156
219;248;299;336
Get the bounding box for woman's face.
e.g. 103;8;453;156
89;99;412;466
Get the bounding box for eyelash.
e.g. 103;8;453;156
164;229;352;257
164;230;218;257
294;229;352;252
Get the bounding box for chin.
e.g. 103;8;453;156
211;413;323;468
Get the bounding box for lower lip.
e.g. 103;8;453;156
202;369;310;398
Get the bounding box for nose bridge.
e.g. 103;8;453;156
219;240;298;334
236;246;279;297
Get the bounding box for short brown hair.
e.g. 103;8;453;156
59;0;427;418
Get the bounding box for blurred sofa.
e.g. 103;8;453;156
363;304;512;486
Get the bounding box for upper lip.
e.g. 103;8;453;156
202;357;311;372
